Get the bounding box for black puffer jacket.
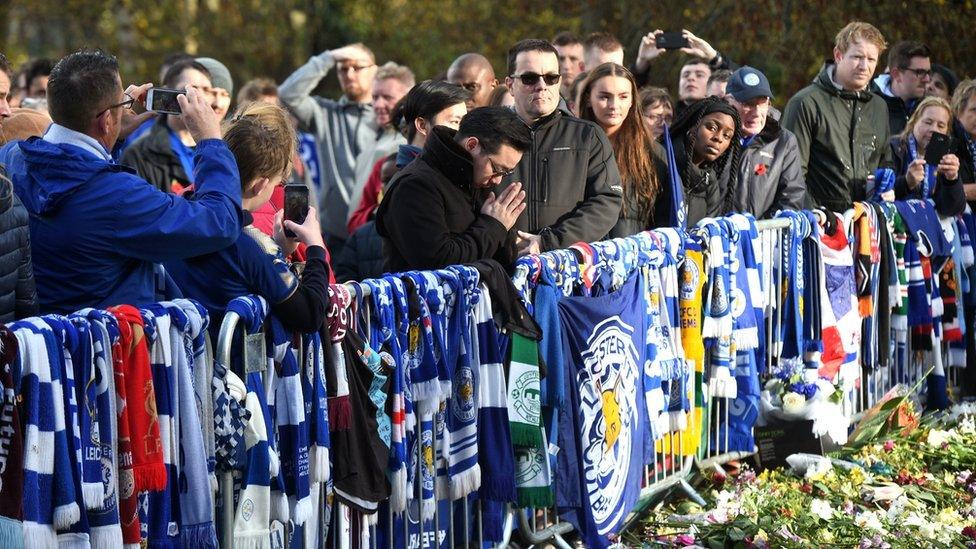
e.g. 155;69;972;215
0;170;38;321
121;117;190;193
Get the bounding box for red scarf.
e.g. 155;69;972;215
110;305;167;543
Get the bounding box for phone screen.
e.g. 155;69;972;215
924;133;951;166
283;185;309;238
149;88;184;115
656;32;688;50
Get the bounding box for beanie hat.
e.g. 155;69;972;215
0;108;52;145
196;57;234;95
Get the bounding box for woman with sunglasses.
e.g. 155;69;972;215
577;63;665;237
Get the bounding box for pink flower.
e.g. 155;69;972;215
676;534;697;545
883;440;895;452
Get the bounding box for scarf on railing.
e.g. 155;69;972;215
267;314;312;525
773;211;809;362
65;311;124;549
0;326;23;547
234;371;275;549
699;218;736;398
174;300;217;492
442;266;481;500
13;318;79;546
108;305;167;546
164;302;217;548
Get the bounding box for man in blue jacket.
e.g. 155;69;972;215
0;49;243;314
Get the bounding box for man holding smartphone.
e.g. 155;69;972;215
0;49;243;314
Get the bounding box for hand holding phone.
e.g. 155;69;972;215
655;32;689;50
146;88;185;115
924;132;952;166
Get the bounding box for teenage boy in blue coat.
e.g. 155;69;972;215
0;49;243;314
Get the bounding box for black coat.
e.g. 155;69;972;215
0;170;37;322
375;127;515;273
121;117;190;193
890;136;966;217
333;221;386;282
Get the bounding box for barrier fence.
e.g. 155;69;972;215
3;207;964;548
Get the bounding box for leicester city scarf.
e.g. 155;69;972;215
557;273;649;549
699;219;737;398
267;315;313;525
662;122;687;232
174;299;217;493
234;372;275;549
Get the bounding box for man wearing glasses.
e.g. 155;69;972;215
502;39;622;255
279;43;380;255
871;41;932;135
447;53;498;109
376;107;530;272
0;49;242;314
122;58;220;193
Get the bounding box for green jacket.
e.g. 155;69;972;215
782;62;893;212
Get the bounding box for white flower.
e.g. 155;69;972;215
854;510;885;532
782;392;806;414
810;498;834;521
926;429;954;447
885;495;909;522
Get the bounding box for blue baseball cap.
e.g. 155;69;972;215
727;66;773;102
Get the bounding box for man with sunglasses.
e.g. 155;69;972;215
502;39;622;255
871;41;932;134
0;49;242;314
376;107;531;272
447;53;498;109
280;43;381;255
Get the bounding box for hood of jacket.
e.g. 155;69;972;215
4;136;123;216
750;116;783;148
814;61;876;103
872;74;894;98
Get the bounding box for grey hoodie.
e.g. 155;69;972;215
279;52;378;242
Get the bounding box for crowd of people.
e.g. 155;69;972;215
0;19;973;323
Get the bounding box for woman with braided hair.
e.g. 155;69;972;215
659;95;743;226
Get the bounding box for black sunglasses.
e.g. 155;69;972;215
512;72;561;86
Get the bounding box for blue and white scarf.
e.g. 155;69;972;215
74;309;124;549
698;219;737;398
13;318;81;546
234;372;275;549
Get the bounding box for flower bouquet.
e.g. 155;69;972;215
759;359;850;444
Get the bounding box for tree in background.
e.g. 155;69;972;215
1;0;973;108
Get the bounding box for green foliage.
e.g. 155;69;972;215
2;0;974;108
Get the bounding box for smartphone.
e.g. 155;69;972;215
656;32;689;50
283;184;309;239
146;88;184;115
924;132;952;166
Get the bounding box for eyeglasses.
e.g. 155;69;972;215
901;67;932;78
487;157;516;179
98;93;135;118
511;72;561;87
337;63;375;74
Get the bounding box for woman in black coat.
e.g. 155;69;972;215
890;96;964;217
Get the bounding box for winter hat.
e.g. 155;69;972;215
727;66;774;103
196;57;234;95
0;108;52;145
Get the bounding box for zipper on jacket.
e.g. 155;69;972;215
530;129;539;233
541;156;550;203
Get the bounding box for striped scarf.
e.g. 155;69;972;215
0;326;23;547
699;218;737;398
13;318;80;547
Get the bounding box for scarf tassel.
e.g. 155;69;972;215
89;525;124;549
733;328;759;351
708;369;738;399
449;464;481;501
0;517;24;549
82;483;105;510
389;469;407;513
53;501;81;530
233;530;271;549
668;410;688;432
292;496;313;526
132;462;168;493
517;486;554;509
179;521;218;549
271;492;290;524
23;522;57;546
310;444;331;483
